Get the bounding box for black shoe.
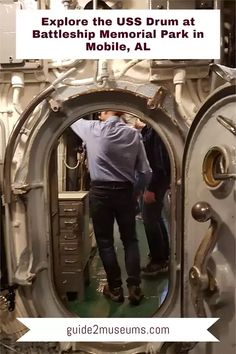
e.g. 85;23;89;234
142;261;168;276
103;284;124;303
128;285;144;305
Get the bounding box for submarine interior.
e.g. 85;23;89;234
0;0;235;354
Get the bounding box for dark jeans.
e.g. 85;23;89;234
142;186;169;264
90;182;141;289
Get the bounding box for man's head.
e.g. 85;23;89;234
84;0;111;9
99;111;124;121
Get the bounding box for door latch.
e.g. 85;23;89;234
189;202;219;317
214;172;236;180
217;115;236;136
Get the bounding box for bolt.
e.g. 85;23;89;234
49;99;62;112
190;269;196;279
189;267;201;286
192;202;212;222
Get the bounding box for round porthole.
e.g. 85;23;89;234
202;146;229;189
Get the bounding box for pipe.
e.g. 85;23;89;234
63;59;144;86
1;84;12;138
52;68;62;79
52;64;81;86
93;0;97;9
0;85;7;161
186;80;201;109
63;60;108;87
48;59;84;69
175;84;187;118
209;0;223;93
115;59;143;79
209;60;221;94
173;69;191;126
94;59;109;88
11;73;24;115
12;87;23;115
197;79;206;102
4;204;14;285
148;0;152;9
0;118;6;161
63;77;95;86
22;83;46;133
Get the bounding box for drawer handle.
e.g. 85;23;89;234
64;247;77;251
64;235;76;240
63;208;76;212
64;221;76;225
64;259;78;264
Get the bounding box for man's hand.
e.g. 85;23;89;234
143;190;156;204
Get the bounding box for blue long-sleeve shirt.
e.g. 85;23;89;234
71;117;152;186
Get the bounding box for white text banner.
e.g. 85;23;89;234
17;317;219;342
16;10;220;60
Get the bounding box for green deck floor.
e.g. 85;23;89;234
68;219;168;317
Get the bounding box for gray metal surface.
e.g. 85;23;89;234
182;85;236;353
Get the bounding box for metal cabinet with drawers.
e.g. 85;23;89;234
53;191;92;302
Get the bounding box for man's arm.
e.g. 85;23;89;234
143;128;170;197
134;135;152;193
71;119;93;141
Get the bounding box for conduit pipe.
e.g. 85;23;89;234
0;118;6;161
114;59;144;79
173;68;191;126
0;84;12;138
186;79;201;109
0;85;7;159
64;59;144;86
63;60;108;87
48;59;84;69
94;59;109;88
4;203;15;285
63;77;94;86
11;72;24;115
197;78;206;102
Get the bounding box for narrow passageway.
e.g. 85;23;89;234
68;220;168;317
